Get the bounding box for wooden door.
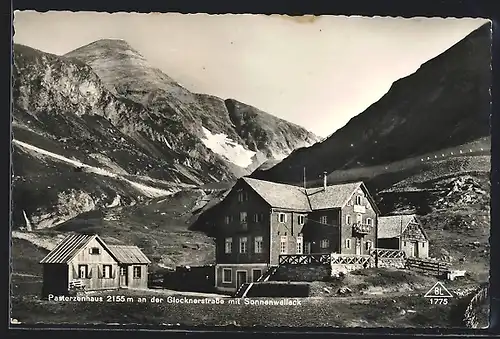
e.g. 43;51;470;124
355;239;361;255
410;242;417;257
236;271;247;288
119;265;128;287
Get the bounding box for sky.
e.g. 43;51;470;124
13;11;489;137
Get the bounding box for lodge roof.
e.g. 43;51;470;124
39;233;150;265
377;214;427;239
241;177;375;212
108;245;151;264
242;177;311;211
306;182;365;210
40;234;103;264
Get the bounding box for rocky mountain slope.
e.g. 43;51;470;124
65;39;319;171
12;41;318;230
251;23;491;185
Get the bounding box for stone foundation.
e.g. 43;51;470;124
376;258;406;269
331;263;373;274
273;265;331;281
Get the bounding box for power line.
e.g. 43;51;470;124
306;218;341;228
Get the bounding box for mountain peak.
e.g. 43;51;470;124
65;38;145;60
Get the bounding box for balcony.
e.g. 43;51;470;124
353;222;372;235
353;205;366;213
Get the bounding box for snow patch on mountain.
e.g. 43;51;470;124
200;126;256;168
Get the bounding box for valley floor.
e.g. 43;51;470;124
10;267;487;329
9;291;467;328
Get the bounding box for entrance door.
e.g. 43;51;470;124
119;265;128;287
236;271;247;288
410;242;417;257
355;239;361;255
252;269;262;282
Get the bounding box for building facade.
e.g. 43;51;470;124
377;214;429;259
40;234;151;298
211;176;380;293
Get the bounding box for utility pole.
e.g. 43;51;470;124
303;167;306;193
400;215;403;252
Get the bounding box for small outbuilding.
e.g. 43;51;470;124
40;233;151;299
377;214;429;259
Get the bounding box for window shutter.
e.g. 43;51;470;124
98;265;103;279
72;265;78;279
111;267;116;279
88;266;93;278
284;214;288;222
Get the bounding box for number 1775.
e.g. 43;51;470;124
429;298;449;305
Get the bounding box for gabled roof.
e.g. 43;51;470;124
241;177;379;213
242;177;311;212
378;214;428;240
108;245;151;264
40;234;117;264
306;181;365;210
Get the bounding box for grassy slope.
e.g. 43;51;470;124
12;145;153;229
49;190;217;269
10;239;48;297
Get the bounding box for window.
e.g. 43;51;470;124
254;236;263;253
355;195;362;205
278;213;286;223
103;265;112;279
120;267;126;276
225;237;233;254
365;241;372;251
222;268;232;283
254;213;264;223
89;247;100;255
356;213;362;224
366;218;372;226
403;241;407;246
239;237;248;253
320;216;328;225
224;216;231;224
346;215;351;225
304;242;311;254
422;242;425;247
280;236;287;254
240;212;248;223
252;269;262;282
345;239;351;249
133;266;141;279
237;191;248;202
298;215;305;225
78;264;88;279
296;236;303;254
320;239;329;249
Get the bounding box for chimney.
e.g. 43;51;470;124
323;171;327;191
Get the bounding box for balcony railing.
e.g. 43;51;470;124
353;222;372;234
279;253;331;265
